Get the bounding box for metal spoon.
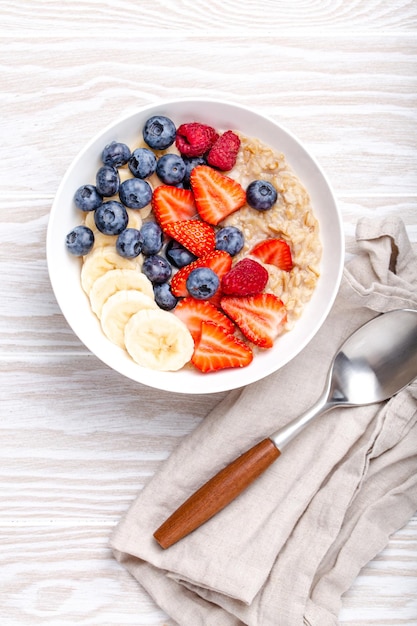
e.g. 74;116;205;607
154;309;417;549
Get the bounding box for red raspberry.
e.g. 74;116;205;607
175;123;219;157
207;130;241;170
221;258;268;296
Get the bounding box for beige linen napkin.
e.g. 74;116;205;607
111;217;417;626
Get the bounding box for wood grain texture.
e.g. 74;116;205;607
1;0;416;624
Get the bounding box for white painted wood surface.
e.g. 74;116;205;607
1;1;416;623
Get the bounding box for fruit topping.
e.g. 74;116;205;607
215;225;244;256
156;153;186;185
74;184;103;212
190;165;246;225
128;148;157;179
170;250;233;297
96;165;120;197
116;228;143;258
151;185;198;229
182;155;207;188
94;201;128;235
66;225;95;256
165;239;197;268
186;267;220;300
153;282;178;311
102;141;131;168
220;293;287;348
143;115;177;150
140;221;163;256
250;238;293;271
164;219;216;257
207;130;241;171
175;122;219;157
246;179;278;211
142;254;172;284
119;178;153;209
191;321;253;373
173;297;235;341
221;258;268;296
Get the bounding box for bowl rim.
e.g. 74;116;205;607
47;97;345;394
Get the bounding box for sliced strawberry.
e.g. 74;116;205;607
173;297;235;341
192;321;253;373
165;219;216;257
220;293;287;349
151;185;197;230
222;258;268;296
171;250;233;297
250;238;293;271
190;165;246;225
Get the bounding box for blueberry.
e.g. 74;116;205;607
94;201;128;235
74;184;103;212
140;222;163;256
153;282;178;311
65;225;95;256
142;255;172;284
156;153;186;185
96;165;120;197
116;228;143;258
143;115;176;150
165;239;197;268
215;226;244;256
182;156;207;189
101;141;131;167
186;267;219;300
246;180;278;211
119;178;152;209
128;148;157;179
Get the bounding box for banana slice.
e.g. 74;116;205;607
100;289;158;348
89;268;154;319
124;309;194;371
81;245;142;294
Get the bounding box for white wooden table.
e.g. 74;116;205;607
1;1;416;624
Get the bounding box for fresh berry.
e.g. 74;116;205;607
191;321;253;373
207;130;241;170
151;185;197;229
221;258;268;296
175;123;219;157
94;201;128;235
96;165;120;197
173;297;235;341
156;153;186;185
119;178;153;209
142;255;172;284
143;115;176;150
140;222;163;256
182;155;207;188
215;226;244;256
128;148;157;179
102;141;131;167
153;282;178;311
165;239;197;268
246;180;278;211
65;225;95;256
186;267;219;300
190;165;246;225
164;220;216;257
170;250;232;297
250;238;293;271
116;228;143;258
74;184;103;212
221;293;287;349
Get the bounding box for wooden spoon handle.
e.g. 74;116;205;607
153;438;280;549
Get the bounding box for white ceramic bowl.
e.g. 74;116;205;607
47;98;344;394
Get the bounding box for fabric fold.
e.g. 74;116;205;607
111;217;417;626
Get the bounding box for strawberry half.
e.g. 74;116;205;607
151;185;198;230
250;238;293;271
165;220;216;257
220;293;287;349
173;297;235;342
171;250;233;297
192;321;253;373
190;165;246;225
